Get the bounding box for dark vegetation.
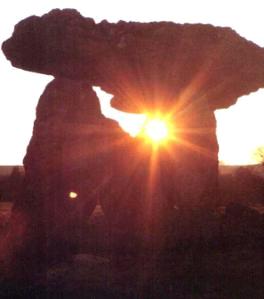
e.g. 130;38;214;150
219;165;264;206
0;166;24;203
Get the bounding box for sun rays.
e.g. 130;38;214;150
90;85;219;219
94;85;217;162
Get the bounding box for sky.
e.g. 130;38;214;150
0;0;264;165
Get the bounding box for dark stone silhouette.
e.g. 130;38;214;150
2;9;264;279
22;78;135;264
3;9;264;210
3;9;264;111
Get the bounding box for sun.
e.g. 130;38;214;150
143;118;169;143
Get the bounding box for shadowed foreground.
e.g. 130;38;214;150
0;203;263;299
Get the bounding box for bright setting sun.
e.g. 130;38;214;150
94;87;174;145
94;87;264;165
143;119;169;143
137;116;176;147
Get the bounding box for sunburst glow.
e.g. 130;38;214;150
144;119;169;142
139;117;174;146
94;87;264;165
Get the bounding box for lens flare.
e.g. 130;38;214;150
69;191;78;199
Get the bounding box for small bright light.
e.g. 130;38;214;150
69;191;78;199
144;119;169;143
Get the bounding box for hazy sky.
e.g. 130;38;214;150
0;0;264;165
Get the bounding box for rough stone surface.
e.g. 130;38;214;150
2;9;264;269
17;78;134;265
3;9;264;111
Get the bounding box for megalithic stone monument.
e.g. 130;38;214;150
2;9;264;268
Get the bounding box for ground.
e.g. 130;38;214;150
0;202;263;298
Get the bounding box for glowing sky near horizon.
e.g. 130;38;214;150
0;0;264;165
